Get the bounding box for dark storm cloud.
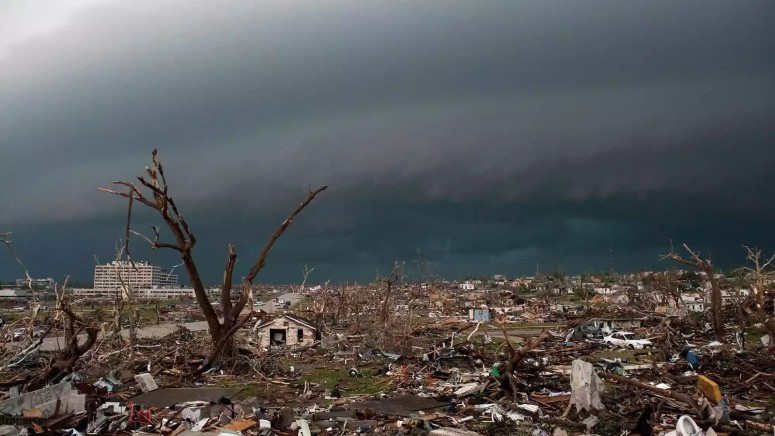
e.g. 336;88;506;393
1;0;774;282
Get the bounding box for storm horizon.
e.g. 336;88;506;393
2;1;774;284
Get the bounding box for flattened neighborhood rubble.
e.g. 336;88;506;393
0;291;773;436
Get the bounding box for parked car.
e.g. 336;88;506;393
603;331;652;349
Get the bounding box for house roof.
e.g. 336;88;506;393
255;313;319;331
286;313;319;330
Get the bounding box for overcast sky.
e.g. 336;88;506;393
2;1;774;284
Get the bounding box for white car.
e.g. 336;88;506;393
604;331;652;349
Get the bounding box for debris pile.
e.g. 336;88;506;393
0;297;773;436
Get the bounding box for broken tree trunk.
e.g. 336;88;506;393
28;326;99;391
101;150;327;370
495;329;551;401
661;244;725;336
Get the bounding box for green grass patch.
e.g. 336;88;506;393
744;329;767;347
299;368;393;396
230;383;261;400
479;338;508;354
1;313;24;323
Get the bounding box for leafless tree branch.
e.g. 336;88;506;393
100;150;327;371
244;186;328;283
661;243;724;336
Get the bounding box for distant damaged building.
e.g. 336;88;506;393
254;313;321;349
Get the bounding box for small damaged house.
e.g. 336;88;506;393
586;315;645;332
254;313;321;349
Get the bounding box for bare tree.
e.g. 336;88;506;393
1;233;45;344
661;243;724;336
403;283;426;337
643;272;682;310
378;261;405;325
741;246;775;341
320;282;348;326
100;150;326;369
28;277;99;390
90;244;140;358
296;265;314;293
2;234;99;388
495;325;551;402
310;279;338;326
741;245;774;314
0;232;38;302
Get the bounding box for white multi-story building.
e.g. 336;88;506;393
94;261;177;289
76;261;185;298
